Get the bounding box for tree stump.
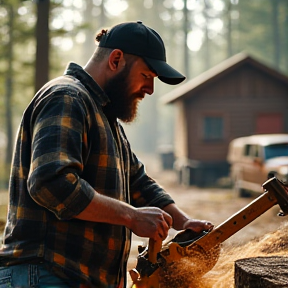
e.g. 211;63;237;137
235;256;288;287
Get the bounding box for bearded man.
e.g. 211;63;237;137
0;21;213;288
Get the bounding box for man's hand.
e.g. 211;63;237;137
129;207;173;241
163;203;214;232
183;218;214;233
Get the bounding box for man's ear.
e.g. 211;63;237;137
108;49;126;71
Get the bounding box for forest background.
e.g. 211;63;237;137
0;0;287;188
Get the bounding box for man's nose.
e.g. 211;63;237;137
142;78;154;95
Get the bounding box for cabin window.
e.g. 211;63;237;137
203;116;223;140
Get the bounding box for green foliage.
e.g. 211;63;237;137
0;0;287;169
237;0;288;73
0;1;35;110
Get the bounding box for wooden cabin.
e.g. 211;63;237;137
161;53;288;186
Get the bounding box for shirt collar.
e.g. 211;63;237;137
64;62;110;106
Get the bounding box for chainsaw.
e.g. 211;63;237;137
129;176;288;288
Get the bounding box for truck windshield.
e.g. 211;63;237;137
264;143;288;160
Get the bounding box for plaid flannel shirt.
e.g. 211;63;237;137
0;63;174;287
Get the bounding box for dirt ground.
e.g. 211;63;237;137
1;155;287;287
127;155;288;287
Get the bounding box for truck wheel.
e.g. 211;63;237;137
233;174;251;197
238;188;251;198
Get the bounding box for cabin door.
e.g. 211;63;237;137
255;114;283;134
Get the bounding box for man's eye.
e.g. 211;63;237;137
142;73;150;79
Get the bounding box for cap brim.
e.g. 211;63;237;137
144;57;186;85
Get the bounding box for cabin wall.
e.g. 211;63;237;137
174;101;188;159
185;65;288;162
174;65;288;186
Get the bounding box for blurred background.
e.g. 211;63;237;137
0;0;288;190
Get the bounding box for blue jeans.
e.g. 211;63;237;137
0;262;80;288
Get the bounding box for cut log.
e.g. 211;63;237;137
235;256;288;287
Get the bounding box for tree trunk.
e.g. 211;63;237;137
227;2;233;57
183;0;190;79
272;0;280;69
5;4;14;187
235;256;288;287
35;0;50;93
284;0;288;72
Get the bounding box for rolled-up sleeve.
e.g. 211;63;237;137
27;92;95;220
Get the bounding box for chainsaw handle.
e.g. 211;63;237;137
262;176;288;215
148;238;162;264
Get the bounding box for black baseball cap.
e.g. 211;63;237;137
98;21;186;85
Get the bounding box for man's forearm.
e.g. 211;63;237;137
163;203;190;230
74;191;173;241
74;192;135;227
163;203;214;232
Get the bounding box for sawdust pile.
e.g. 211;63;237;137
159;223;288;288
159;257;206;288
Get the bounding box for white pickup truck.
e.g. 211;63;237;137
227;134;288;197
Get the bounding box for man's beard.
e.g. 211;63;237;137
102;65;143;123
